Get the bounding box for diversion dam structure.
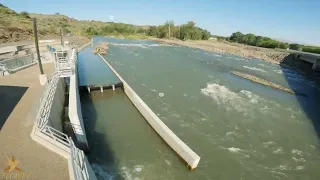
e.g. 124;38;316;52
30;40;200;180
97;53;200;169
77;41;200;170
29;36;320;179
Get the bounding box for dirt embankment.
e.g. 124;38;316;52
151;38;290;64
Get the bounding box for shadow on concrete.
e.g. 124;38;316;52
0;86;28;130
280;54;320;140
80;90;124;180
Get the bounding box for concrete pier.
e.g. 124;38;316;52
84;82;123;93
293;52;320;71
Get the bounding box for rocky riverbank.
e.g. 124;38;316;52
150;38;290;64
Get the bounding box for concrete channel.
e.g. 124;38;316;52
77;43;200;172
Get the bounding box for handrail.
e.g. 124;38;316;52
70;139;89;180
30;47;94;180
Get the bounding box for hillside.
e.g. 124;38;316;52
0;3;147;43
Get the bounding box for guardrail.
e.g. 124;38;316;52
70;139;90;180
0;54;36;75
30;47;96;179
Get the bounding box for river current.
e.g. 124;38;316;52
79;37;320;180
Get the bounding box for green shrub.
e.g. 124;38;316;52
20;11;30;18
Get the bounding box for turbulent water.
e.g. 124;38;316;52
79;37;320;180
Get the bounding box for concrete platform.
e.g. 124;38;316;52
0;64;69;180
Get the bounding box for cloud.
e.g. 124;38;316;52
109;15;114;21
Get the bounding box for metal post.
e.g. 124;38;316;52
32;18;44;75
60;28;64;46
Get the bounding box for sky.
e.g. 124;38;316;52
2;0;320;46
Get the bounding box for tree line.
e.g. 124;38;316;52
83;20;320;54
227;32;320;54
84;20;211;40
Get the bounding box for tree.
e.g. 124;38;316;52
202;30;211;40
279;43;289;49
165;20;174;38
147;26;159;37
230;32;244;42
85;27;98;35
254;36;263;46
302;46;320;54
246;33;256;45
289;44;302;50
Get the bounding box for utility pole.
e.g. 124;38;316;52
60;28;63;46
32;17;44;75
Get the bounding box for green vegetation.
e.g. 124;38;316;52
212;35;228;41
228;31;320;54
229;32;289;49
0;4;210;42
20;11;30;18
84;20;211;40
1;2;319;54
145;21;211;40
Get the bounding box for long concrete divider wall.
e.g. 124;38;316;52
69;67;89;150
98;54;201;169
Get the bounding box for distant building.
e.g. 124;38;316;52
209;37;217;40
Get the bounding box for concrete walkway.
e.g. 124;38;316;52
0;64;69;180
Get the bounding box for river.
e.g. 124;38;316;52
79;37;320;180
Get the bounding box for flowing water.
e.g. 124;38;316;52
79;37;320;180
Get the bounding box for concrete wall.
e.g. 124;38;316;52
48;77;65;131
98;54;201;170
68;69;89;151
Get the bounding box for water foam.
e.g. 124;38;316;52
227;147;242;153
212;54;222;57
91;163;116;180
201;83;262;113
109;43;172;48
243;66;267;72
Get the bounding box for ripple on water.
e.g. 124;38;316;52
243;66;267;73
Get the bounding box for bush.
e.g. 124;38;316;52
20;11;30;18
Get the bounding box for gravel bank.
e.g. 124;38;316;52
151;38;290;64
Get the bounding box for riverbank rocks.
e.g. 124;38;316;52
231;71;295;94
151;38;290;63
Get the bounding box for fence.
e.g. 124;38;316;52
30;73;94;179
70;139;90;180
0;54;36;72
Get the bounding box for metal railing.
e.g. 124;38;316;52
29;63;92;180
70;139;89;180
30;72;92;180
0;54;36;72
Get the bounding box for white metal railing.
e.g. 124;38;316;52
0;54;36;74
30;46;94;180
30;72;92;180
70;139;89;180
